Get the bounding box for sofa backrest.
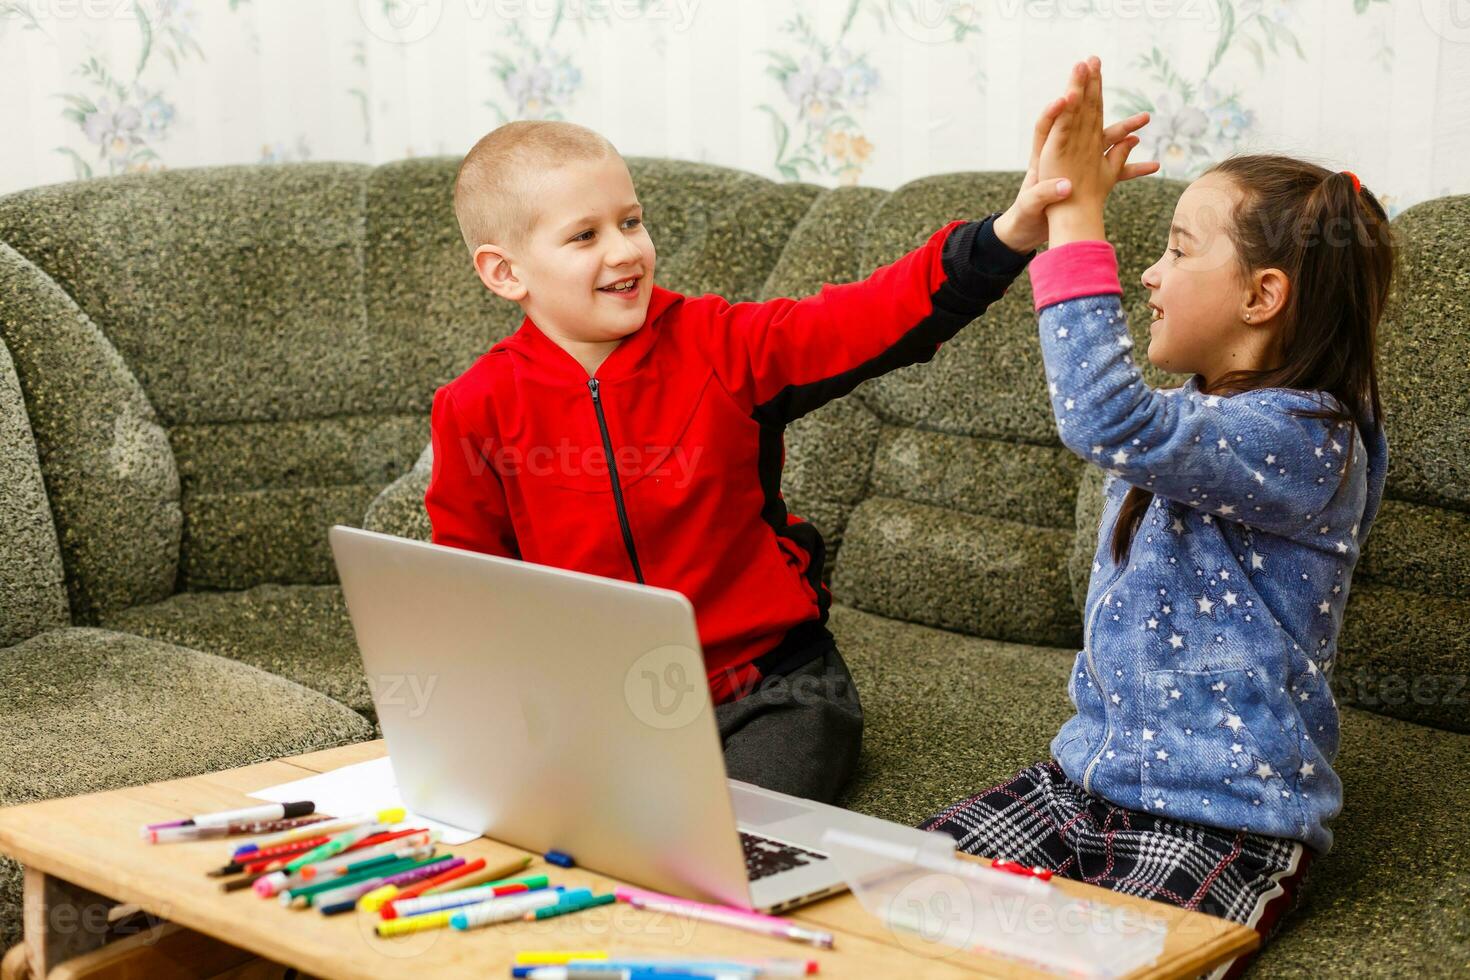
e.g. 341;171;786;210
0;165;437;598
0;321;68;646
1327;194;1470;733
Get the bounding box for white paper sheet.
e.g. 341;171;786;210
250;757;481;845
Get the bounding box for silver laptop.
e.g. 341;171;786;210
329;525;924;913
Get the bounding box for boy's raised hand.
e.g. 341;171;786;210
1036;56;1152;245
993;55;1159;255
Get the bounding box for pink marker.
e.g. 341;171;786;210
614;886;834;949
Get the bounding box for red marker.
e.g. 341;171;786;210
990;858;1054;881
383;857;488;912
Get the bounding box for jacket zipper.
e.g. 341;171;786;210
587;378;645;584
1081;558;1130;794
1080;586;1113;794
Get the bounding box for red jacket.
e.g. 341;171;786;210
424;212;1031;703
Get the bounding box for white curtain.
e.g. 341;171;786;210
3;0;1467;217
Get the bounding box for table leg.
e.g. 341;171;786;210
22;868;119;976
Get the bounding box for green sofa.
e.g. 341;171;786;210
0;158;1465;975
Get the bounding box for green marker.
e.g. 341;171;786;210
529;892;616;921
282;855;438;907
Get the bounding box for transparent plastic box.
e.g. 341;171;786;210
821;827;1169;978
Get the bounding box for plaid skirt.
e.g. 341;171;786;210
920;759;1314;980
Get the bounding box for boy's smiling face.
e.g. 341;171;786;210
474;152;657;373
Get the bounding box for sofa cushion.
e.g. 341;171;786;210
835;498;1080;647
1251;706;1470;976
0;626;374;948
362;442;434;543
0;242;179;622
832;604;1470;977
0;334;68;646
100;584;371;716
830;604;1079;822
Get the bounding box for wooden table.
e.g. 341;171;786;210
0;740;1257;979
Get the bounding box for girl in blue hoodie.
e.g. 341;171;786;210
922;58;1394;980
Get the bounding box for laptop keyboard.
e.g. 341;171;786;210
740;831;828;883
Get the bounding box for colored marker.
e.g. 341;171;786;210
281;856;435;908
421;855;534;896
514;952;610;966
544;849;576;868
615;888;833;950
147;814;331;844
256;843;435;898
284;824;386;873
349;857;463;912
298;832;436;880
142;801;314;834
208;835;333;877
233;807;406;857
316;866;498;915
450;890;582;931
521;969;724;980
380;875;550;919
357;855;467;910
512;955;817;975
527;893;615;921
375;909;458;937
381;856;486;906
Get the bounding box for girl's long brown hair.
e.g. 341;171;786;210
1109;154;1395;566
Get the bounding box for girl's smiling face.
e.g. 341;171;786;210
1140;172;1289;392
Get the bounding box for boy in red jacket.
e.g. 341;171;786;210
427;111;1154;803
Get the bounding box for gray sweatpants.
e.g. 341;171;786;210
714;642;864;805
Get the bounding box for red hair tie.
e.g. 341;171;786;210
1340;170;1362;194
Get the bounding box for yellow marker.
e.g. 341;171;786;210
358;883;400;913
515;951;610;966
375;910;454;937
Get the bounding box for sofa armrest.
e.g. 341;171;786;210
362;443;433;542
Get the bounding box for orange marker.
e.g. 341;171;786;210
383;857;487;912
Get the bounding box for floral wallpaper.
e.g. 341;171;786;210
2;0;1467;216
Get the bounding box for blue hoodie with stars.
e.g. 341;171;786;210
1027;239;1388;855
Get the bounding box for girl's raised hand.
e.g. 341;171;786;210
994;57;1158;254
1039;56;1150;243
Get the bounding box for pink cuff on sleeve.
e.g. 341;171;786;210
1027;239;1123;312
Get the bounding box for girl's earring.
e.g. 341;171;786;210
1243;313;1252;322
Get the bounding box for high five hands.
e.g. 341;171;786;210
993;55;1159;255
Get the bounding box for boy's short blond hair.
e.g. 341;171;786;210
453;120;621;257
